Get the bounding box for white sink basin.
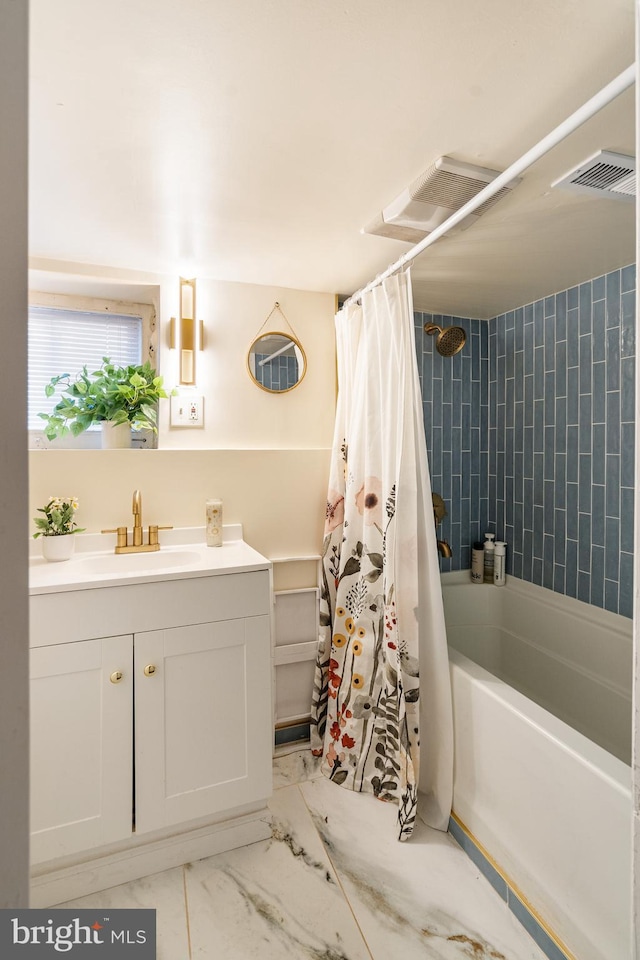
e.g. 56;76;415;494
80;550;202;575
29;526;271;595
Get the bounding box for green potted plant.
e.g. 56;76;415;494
38;358;171;448
33;496;86;562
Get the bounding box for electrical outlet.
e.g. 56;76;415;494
170;395;204;427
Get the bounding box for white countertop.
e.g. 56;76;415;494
29;525;270;595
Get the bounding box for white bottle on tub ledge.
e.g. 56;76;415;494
483;533;495;584
493;541;506;586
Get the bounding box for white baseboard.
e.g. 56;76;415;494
30;807;272;907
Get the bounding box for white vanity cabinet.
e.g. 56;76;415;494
134;615;271;834
29;543;273;906
30;634;133;863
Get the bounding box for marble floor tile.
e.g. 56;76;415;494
50;765;553;960
184;783;372;959
56;865;190;960
272;746;322;789
300;776;547;960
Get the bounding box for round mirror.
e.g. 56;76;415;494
247;332;307;393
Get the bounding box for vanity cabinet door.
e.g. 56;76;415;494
30;635;133;864
134;616;272;835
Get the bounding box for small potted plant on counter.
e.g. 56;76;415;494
33;496;86;562
38;357;171;448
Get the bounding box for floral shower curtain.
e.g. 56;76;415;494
310;270;453;841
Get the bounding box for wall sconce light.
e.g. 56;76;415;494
170;278;204;385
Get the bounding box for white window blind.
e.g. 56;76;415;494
28;306;143;431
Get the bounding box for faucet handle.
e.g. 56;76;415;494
148;524;173;546
101;526;128;548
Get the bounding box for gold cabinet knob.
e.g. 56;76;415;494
144;664;156;677
110;670;124;684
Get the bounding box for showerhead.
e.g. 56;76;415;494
424;323;467;357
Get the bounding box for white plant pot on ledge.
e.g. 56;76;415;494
101;421;131;449
41;535;76;563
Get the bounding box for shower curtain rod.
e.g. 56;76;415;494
344;63;636;309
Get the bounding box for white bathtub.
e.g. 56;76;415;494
442;571;632;960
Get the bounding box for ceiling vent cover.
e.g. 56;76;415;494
362;214;431;243
363;156;519;241
552;150;636;201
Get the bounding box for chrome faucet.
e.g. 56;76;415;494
102;489;173;554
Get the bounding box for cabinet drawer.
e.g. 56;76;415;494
30;570;271;647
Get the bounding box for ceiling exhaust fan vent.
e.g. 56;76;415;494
408;161;511;210
363;156;519;241
362;214;429;243
552;150;636;201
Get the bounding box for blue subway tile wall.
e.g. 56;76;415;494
415;264;634;618
414;314;489;572
488;264;635;617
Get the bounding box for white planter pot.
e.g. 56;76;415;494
101;421;131;449
41;534;76;563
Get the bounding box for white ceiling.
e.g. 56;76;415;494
29;0;636;318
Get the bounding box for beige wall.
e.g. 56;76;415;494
0;0;30;909
160;278;336;449
28;264;336;562
29;449;330;561
29;264;336;451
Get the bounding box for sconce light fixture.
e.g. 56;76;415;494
170;278;204;385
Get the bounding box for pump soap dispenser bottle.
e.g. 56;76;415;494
483;533;495;584
494;541;506;586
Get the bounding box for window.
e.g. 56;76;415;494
28;292;157;448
